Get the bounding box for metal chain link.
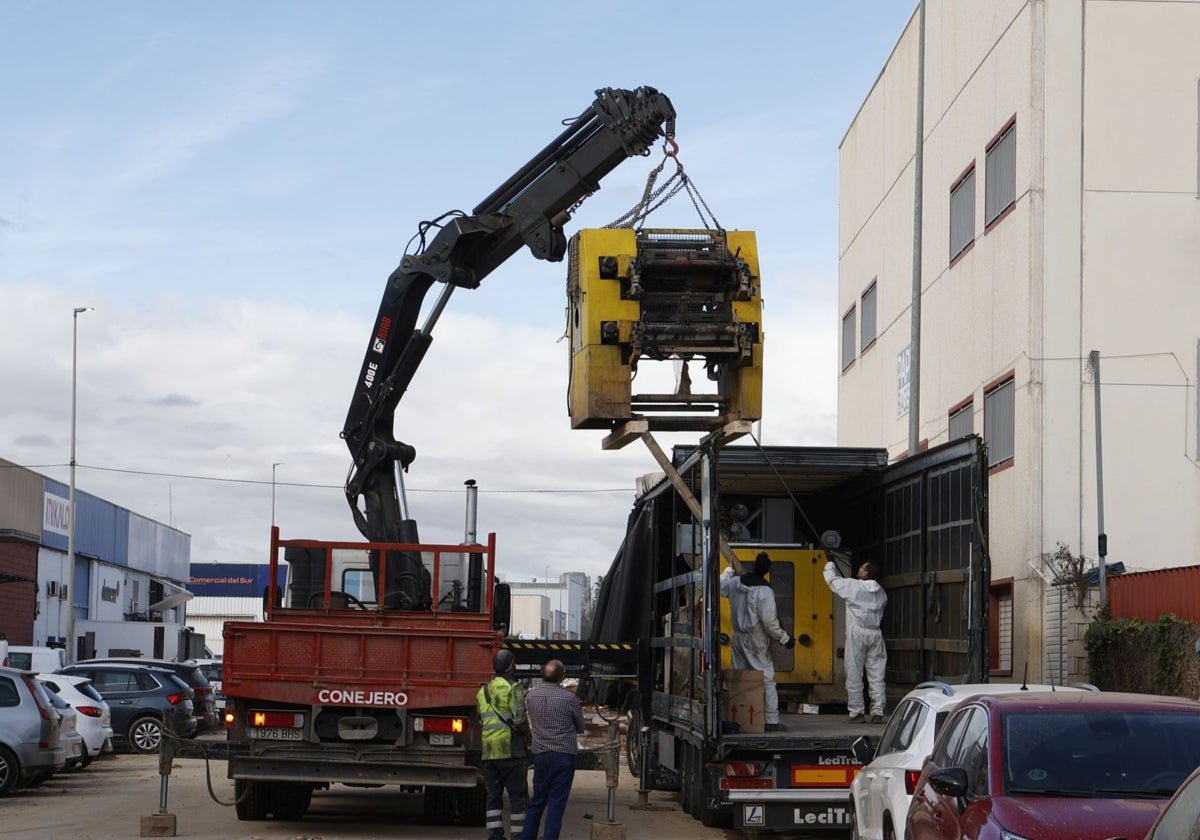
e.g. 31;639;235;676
604;139;722;231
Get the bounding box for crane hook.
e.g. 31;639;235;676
663;136;679;157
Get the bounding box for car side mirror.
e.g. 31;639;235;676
929;767;970;803
851;735;876;765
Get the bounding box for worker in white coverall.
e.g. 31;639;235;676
720;552;795;732
823;559;888;723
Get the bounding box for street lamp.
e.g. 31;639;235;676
271;462;284;526
67;305;93;661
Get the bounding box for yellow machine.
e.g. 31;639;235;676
718;547;836;700
566;227;763;434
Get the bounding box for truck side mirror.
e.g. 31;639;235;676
493;583;511;635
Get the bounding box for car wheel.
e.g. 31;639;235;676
849;802;862;840
0;746;18;795
129;715;164;754
883;814;897;840
79;748;93;769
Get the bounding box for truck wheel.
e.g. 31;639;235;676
423;785;456;823
625;707;642;777
272;782;311;820
128;716;163;754
679;741;694;816
458;781;487;826
235;779;270;821
688;744;704;821
0;746;18;795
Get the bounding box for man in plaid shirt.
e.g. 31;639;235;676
521;659;585;840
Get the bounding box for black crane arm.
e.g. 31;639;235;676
340;87;676;597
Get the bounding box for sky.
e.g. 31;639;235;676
0;1;916;585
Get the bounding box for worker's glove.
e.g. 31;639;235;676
721;565;735;579
784;637;796;649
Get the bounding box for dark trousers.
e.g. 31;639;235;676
483;758;529;840
521;752;576;840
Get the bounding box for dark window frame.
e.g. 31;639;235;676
949;163;977;265
841;303;857;372
984;117;1017;231
860;280;878;354
983;373;1016;473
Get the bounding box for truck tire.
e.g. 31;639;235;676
458;781;487;826
0;746;18;795
272;782;311;820
688;744;704;821
679;740;694;816
128;716;163;754
625;707;642;777
423;785;457;823
235;779;270;821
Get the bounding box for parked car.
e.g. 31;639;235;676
1143;762;1200;840
0;636;8;668
73;658;216;734
44;690;85;770
37;673;113;766
56;662;196;754
848;680;1098;840
185;658;224;718
8;645;67;673
0;665;65;794
906;691;1200;840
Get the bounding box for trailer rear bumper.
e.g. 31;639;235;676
229;755;479;788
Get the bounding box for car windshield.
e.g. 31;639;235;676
1003;710;1200;798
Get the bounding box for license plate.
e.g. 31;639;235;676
247;727;304;741
429;733;454;746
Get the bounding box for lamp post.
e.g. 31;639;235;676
271;462;283;526
67;306;93;661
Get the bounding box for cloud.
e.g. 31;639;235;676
0;277;837;583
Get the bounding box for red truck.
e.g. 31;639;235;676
219;87;676;822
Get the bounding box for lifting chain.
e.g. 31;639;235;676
605;135;723;232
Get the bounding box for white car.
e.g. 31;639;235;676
37;674;113;767
44;691;85;770
847;680;1098;840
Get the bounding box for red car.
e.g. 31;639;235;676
905;691;1200;840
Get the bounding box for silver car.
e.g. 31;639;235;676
0;665;65;794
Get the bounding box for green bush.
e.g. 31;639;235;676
1085;611;1200;696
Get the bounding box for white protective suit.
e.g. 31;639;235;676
823;560;888;718
720;565;790;725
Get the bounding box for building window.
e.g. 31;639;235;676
949;165;975;261
989;580;1013;675
984;377;1015;467
860;282;877;352
949;400;973;441
841;305;856;371
985;121;1016;227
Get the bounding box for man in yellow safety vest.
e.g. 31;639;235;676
476;649;531;840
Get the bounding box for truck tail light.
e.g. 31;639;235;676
251;710;305;728
720;762;774;790
413;716;467;733
224;710;236;728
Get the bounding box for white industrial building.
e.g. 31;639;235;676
506;573;588;639
838;0;1200;683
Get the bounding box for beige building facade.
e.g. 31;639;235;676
838;0;1200;682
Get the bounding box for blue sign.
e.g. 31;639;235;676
189;563;285;597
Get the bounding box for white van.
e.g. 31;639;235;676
8;645;67;672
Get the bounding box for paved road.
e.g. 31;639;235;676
0;748;734;840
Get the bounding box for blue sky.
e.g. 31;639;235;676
1;1;916;581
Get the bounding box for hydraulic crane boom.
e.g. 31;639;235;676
340;86;675;608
